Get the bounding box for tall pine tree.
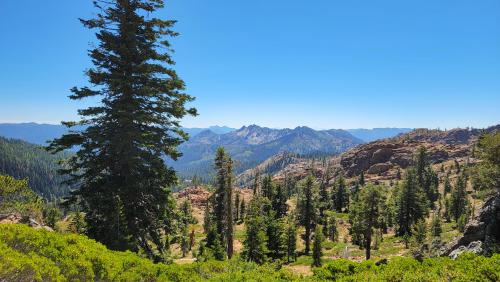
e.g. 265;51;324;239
213;147;234;259
332;176;349;212
450;172;469;221
395;168;428;236
297;175;318;254
349;184;385;260
48;0;196;261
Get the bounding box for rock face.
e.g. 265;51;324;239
441;193;500;257
268;125;499;186
177;187;211;209
448;241;483;259
367;162;392;174
338;127;500;177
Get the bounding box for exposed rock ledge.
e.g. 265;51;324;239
440;193;500;258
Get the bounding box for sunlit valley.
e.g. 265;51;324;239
1;1;499;281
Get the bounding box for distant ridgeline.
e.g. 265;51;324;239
0;137;71;199
0;123;415;184
170;125;364;180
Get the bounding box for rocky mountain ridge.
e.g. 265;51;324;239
262;125;500;185
172;125;363;178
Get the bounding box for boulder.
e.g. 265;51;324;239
371;148;393;164
449;241;483;259
390;154;412;168
367;162;392;174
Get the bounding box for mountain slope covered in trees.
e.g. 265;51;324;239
0;137;70;199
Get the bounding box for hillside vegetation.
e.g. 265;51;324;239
0;224;498;281
0;137;70;199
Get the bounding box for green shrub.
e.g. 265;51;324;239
0;224;300;281
1;224;499;281
314;253;500;281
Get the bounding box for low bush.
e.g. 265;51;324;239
1;224;499;281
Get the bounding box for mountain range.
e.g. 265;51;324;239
0;123;414;180
171;125;364;178
0;123;413;144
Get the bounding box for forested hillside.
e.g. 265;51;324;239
0;137;70;199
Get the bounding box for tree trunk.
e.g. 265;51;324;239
365;233;371;260
305;225;311;254
226;171;234;259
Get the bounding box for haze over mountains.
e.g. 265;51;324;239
172;125;364;178
0;123;413;180
0;123;411;144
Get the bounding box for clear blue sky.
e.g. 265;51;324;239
1;0;499;129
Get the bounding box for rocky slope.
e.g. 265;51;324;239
441;193;500;258
265;125;500;185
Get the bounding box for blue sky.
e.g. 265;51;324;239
0;0;499;129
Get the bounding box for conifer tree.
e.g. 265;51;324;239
242;195;270;264
178;200;196;257
318;166;331;228
47;0;196;260
43;204;62;229
211;233;226;261
325;212;339;242
395;168;428;236
457;214;468;232
351;183;360;204
243;215;268;264
180;227;190;258
414;147;439;206
234;191;240;223
416;146;428;186
423;168;439;208
430;213;442;238
203;200;212;233
443;172;452;195
450;172;469;221
239;198;246;223
471;132;500;193
297;175;318;254
359;171;365;186
213;149;226;247
413;219;427;245
396;167;402;180
262;174;274;200
349;184;385;260
225;157;234;258
312;225;324;267
444;197;452;222
455;159;461;173
213;147;234;259
273;184;288;218
266;214;287;260
332;176;349;212
253;170;261;195
285;215;297;262
70;211;86;234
